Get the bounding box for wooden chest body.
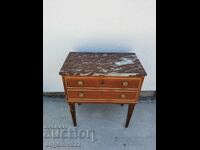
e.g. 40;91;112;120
62;76;144;104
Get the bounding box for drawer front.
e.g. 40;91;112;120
67;90;138;102
64;77;142;90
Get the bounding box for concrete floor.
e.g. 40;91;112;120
43;96;156;150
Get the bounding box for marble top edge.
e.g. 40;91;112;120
69;52;136;55
59;72;146;76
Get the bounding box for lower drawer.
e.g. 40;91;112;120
67;90;139;103
64;76;142;90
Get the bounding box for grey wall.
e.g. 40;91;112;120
43;0;156;92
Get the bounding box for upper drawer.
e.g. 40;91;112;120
64;76;143;90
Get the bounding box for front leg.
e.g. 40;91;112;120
125;104;135;128
68;103;77;127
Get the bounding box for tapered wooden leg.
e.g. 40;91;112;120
68;103;77;127
125;104;135;128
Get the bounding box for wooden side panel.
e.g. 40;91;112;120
61;75;68;98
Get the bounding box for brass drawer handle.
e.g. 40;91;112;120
121;94;126;98
77;80;83;86
79;92;84;97
122;81;128;87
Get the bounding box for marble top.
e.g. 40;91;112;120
59;52;147;76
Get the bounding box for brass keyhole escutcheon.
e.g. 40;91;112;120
100;80;104;85
79;92;84;97
122;81;128;87
77;80;83;86
121;94;126;98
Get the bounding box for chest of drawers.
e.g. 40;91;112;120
59;52;147;128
